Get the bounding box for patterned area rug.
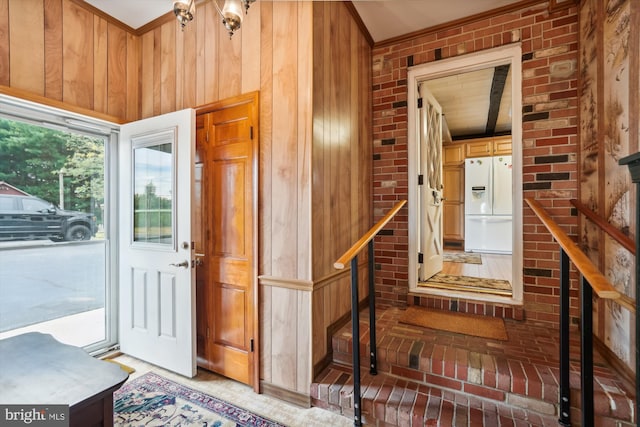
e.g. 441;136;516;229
114;372;284;426
419;273;512;296
443;252;482;264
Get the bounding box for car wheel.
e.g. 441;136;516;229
65;224;92;241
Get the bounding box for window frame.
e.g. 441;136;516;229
0;94;120;355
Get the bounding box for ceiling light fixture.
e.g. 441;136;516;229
173;0;256;38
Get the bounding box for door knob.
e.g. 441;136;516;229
169;260;189;268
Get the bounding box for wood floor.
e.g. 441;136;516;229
440;250;511;282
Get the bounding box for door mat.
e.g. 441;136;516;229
399;306;508;341
443;252;482;264
114;372;285;426
419;273;512;296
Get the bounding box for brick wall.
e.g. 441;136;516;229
372;2;580;324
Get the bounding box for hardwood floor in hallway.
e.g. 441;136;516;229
441;250;511;282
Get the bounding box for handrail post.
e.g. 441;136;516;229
368;240;378;375
581;276;594;427
559;248;571;426
350;256;362;427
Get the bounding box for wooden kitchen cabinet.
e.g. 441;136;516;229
493;136;512;155
464;136;512;157
444;144;465;165
465;139;492;157
443;166;464;243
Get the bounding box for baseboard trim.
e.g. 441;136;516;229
593;335;635;395
260;381;311;408
313;297;369;378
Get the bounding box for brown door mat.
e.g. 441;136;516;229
399;305;509;341
419;273;512;296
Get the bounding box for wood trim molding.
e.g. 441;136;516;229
548;0;578;13
344;2;374;47
593;335;635;394
571;199;635;254
375;0;544;48
195;91;260;115
0;85;123;124
135;12;177;36
70;0;136;34
258;260;369;292
312;297;369;378
258;276;314;292
259;381;311;408
312;269;350;290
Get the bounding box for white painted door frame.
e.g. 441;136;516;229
407;43;523;304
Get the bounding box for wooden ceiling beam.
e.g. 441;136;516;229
485;64;510;136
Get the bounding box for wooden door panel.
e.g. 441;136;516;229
212;258;249;285
209;340;249;385
196;92;258;390
213;283;247;347
214;120;251;146
212;160;247;256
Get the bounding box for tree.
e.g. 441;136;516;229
0;118;105;221
0;118;70;201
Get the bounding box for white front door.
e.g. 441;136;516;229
418;83;444;281
119;109;196;377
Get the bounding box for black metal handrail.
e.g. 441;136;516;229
525;198;621;427
333;199;406;427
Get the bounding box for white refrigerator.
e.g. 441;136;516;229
464;155;512;253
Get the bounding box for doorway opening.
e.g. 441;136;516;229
407;44;523;305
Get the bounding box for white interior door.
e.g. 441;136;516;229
119;109;196;377
418;83;444;281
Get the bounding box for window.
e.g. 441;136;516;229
0;95;118;355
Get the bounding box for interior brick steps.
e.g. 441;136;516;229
311;306;636;426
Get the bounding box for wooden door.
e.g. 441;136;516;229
195;92;259;391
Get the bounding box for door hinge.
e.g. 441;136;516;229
207;328;210;339
250;126;254;140
417;98;423;108
250;338;254;352
418;175;424;185
418;252;424;264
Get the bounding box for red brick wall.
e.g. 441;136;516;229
372;2;580;324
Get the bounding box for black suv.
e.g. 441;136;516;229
0;194;97;241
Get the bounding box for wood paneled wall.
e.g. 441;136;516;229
139;0;368;397
0;0;139;121
1;0;372;400
310;1;373;370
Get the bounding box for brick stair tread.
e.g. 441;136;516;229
325;306;635;423
312;363;563;426
312;363;637;426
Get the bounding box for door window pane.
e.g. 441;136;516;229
133;138;174;247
